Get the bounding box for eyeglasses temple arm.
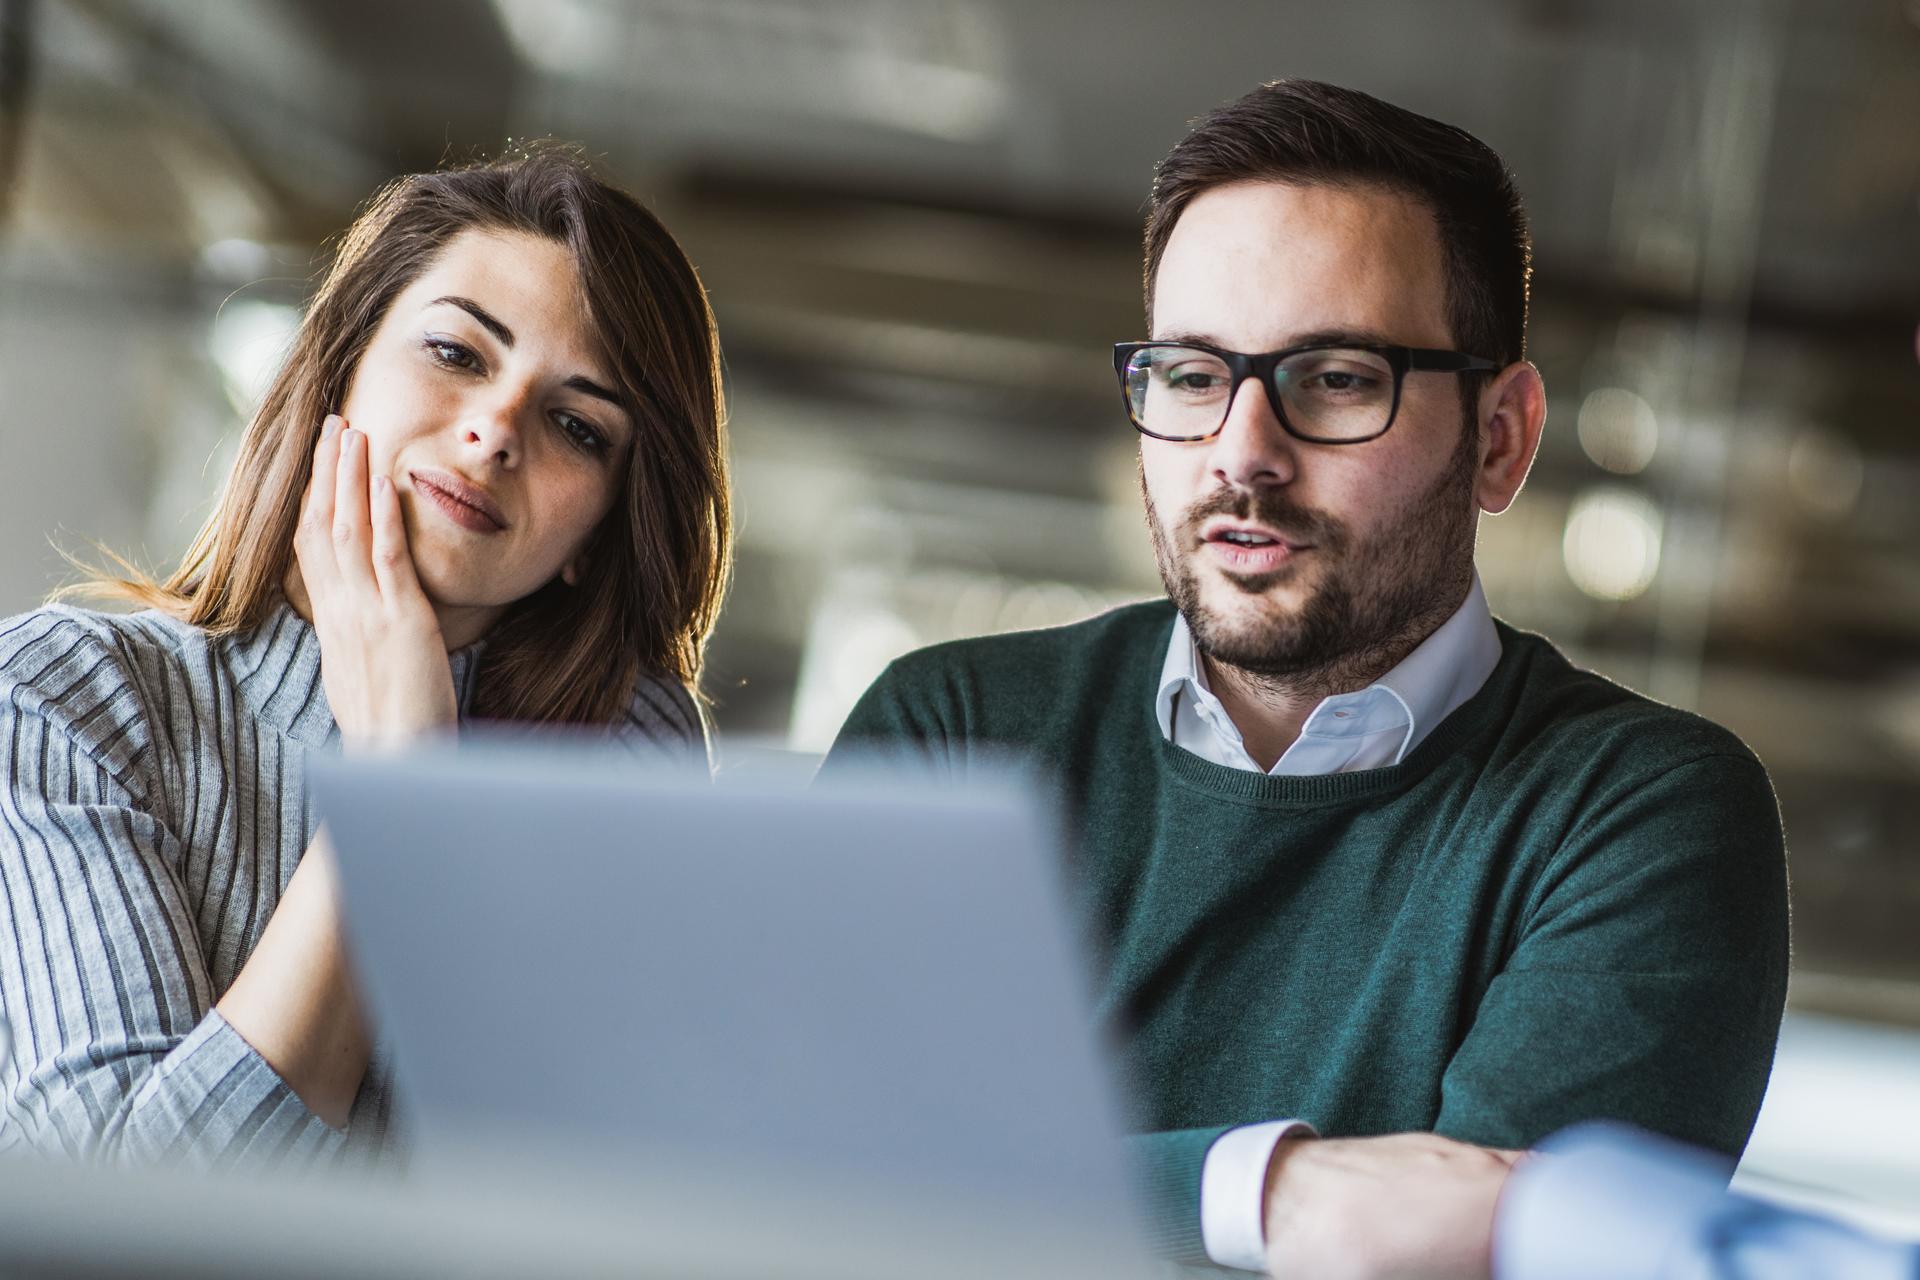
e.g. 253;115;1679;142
1405;349;1503;373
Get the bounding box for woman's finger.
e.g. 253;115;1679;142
331;425;376;589
367;473;426;602
295;415;344;581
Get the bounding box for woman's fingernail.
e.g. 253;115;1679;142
322;414;341;438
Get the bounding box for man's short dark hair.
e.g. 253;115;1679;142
1145;80;1532;375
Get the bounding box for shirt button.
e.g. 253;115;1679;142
1334;711;1351;719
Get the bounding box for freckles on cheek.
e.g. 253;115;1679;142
545;474;620;547
339;347;444;447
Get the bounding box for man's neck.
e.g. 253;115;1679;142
1198;587;1469;772
1199;657;1328;772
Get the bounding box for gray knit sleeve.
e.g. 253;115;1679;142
0;609;344;1166
615;672;710;775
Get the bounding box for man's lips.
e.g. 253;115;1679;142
1196;518;1310;574
1197;517;1309;552
409;469;507;533
1203;539;1305;574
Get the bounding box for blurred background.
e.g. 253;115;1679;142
1;0;1916;1227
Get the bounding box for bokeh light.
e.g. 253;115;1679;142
1576;387;1661;475
1562;487;1664;602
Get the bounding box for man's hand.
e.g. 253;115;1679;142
1262;1133;1524;1280
291;414;457;752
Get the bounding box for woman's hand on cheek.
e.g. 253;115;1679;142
294;414;459;753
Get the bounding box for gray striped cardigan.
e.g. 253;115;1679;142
0;599;702;1165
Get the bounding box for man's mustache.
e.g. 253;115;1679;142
1179;486;1346;549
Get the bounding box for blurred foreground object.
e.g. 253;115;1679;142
0;1147;1148;1280
1497;1124;1920;1280
308;744;1152;1276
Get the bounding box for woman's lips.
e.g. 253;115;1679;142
410;472;505;535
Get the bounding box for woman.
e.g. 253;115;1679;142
0;147;730;1164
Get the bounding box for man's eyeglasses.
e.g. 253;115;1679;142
1113;341;1500;444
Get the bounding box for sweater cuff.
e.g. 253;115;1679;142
122;1009;345;1166
1126;1126;1232;1262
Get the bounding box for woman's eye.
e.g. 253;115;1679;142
424;337;480;371
557;412;611;456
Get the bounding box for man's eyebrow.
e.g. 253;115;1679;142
1148;327;1402;350
1284;327;1399;349
428;296;514;347
1150;328;1226;347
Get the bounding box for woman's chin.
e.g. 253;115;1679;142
409;565;515;618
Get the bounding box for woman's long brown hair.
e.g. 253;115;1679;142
75;145;731;726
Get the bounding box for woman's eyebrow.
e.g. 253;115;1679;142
429;296;626;412
428;296;514;346
564;375;624;410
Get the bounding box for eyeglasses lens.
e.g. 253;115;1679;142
1124;345;1397;442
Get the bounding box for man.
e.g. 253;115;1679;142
1243;334;1920;1280
822;80;1790;1274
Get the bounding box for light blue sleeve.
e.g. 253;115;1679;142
1495;1123;1920;1280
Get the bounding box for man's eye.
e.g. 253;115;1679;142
424;337;480;371
1164;369;1224;391
1307;370;1377;393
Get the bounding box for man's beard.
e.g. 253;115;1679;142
1144;421;1480;698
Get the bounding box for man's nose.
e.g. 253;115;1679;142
1202;377;1298;490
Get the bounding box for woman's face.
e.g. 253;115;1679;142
336;227;634;642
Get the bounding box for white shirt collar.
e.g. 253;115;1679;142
1154;573;1502;776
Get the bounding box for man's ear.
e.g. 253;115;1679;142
1475;361;1547;515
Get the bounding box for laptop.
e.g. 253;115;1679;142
307;742;1150;1269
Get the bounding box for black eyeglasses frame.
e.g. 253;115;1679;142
1112;340;1501;444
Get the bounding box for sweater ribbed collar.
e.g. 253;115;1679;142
1155;573;1502;775
1149;613;1540;808
226;598;488;749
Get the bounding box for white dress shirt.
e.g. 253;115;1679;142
1155;573;1503;1271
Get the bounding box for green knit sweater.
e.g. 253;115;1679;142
822;600;1790;1263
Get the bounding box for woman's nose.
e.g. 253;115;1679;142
461;392;528;466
